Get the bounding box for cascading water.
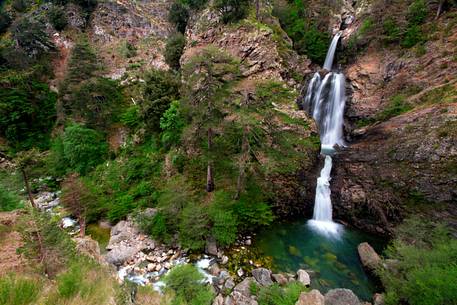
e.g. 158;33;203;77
304;32;345;236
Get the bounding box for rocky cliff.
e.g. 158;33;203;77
331;10;457;234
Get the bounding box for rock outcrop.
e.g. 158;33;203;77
357;242;381;271
295;289;325;305
252;268;273;286
324;289;361;305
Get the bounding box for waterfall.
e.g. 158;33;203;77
323;32;341;71
305;33;345;236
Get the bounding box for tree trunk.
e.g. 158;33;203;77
235;127;250;200
22;169;35;208
206;128;215;192
436;0;445;19
256;0;260;20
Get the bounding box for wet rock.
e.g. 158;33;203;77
272;273;288;285
297;269;311;286
357;242;381;271
210;263;221;276
221;255;229;265
237;268;244;277
252;268;273;286
295;289;324;305
324;289;361;305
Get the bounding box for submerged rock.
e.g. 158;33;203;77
357;242;381;271
324;289;361;305
295;289;324;305
252;268;273;286
297;269;311;286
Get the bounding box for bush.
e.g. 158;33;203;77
0;10;11;34
12;0;28;12
0;275;41;305
182;0;208;9
168;2;189;33
60;124;108;175
215;0;249;23
0;75;57;150
401;24;424;48
164;264;214;305
120;105;140;129
383;18;401;43
164;33;186;71
376;94;412;121
119;41;137;58
64;38;99;86
255;282;307;305
178;205;209;251
209;204;238;246
408;0;428;25
12;17;55;58
68;77;124;130
378;218;457;305
140;70;180;132
297;26;330;64
160;100;185;148
48;6;68;31
0;185;23;211
57;263;83;299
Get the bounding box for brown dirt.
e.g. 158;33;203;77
0;211;27;276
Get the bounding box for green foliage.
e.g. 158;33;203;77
165;33;186;71
48;6;68;31
272;1;329;64
378;218;457;305
164;264;214;305
0;275;41;305
0;185;23;211
168;1;189;33
120;105;141;129
0;10;11;34
119;41;137;58
215;0;250;23
12;0;28;12
140;69;180;132
12;17;55;58
64;38;100;86
60;124;108;175
160;100;185;148
181;0;208;9
209;198;238;246
57;263;83;299
0;75;57;150
408;0;428;25
382;18;401;43
376;94;413;121
68;77;124;130
401;24;425;48
178;204;209;250
256;282;307;305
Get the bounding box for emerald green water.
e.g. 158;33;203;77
255;221;385;300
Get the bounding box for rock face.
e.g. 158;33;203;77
252;268;273;286
297;269;311;286
328;15;457;234
357;242;381;271
104;220;155;266
296;289;325;305
182;8;311;86
324;289;361;305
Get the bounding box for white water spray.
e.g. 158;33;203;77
304;33;345;236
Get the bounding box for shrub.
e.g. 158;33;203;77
120;105;140;129
209;205;238;246
297;26;330;64
0;75;57;150
378;218;457;305
48;6;68;31
168;1;189;33
256;282;307;305
0;10;11;34
376;94;412;121
164;264;214;305
164;33;186;71
160;100;185;148
68;77;124;130
12;0;28;12
12;17;55;58
182;0;208;9
57;263;83;299
0;275;41;305
408;0;428;25
140;69;180;132
178;204;209;251
401;24;424;48
61;124;108;175
64;38;100;86
119;41;137;58
382;18;401;43
0;185;23;211
215;0;249;23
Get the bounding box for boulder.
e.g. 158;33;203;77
74;236;102;262
295;289;324;305
357;242;381;271
206;238;218;256
373;293;385;305
224;291;258;305
224;277;235;290
105;244;140;265
213;294;224;305
252;268;273;286
234;277;256;296
297;269;311;286
324;289;361;305
272;273;288;285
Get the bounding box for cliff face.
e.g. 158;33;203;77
331;11;457;234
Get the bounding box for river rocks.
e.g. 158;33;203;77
295;289;325;305
105;220;155;266
373;293;385;305
252;268;273;286
225;278;259;305
224;277;236;290
324;289;361;305
357;242;381;271
297;269;311;286
213;294;224;305
206;238;218;256
35;192;60;210
272;273;288;285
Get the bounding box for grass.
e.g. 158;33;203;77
86;224;111;253
0;275;41;305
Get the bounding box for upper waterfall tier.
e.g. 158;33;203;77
323;32;342;71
